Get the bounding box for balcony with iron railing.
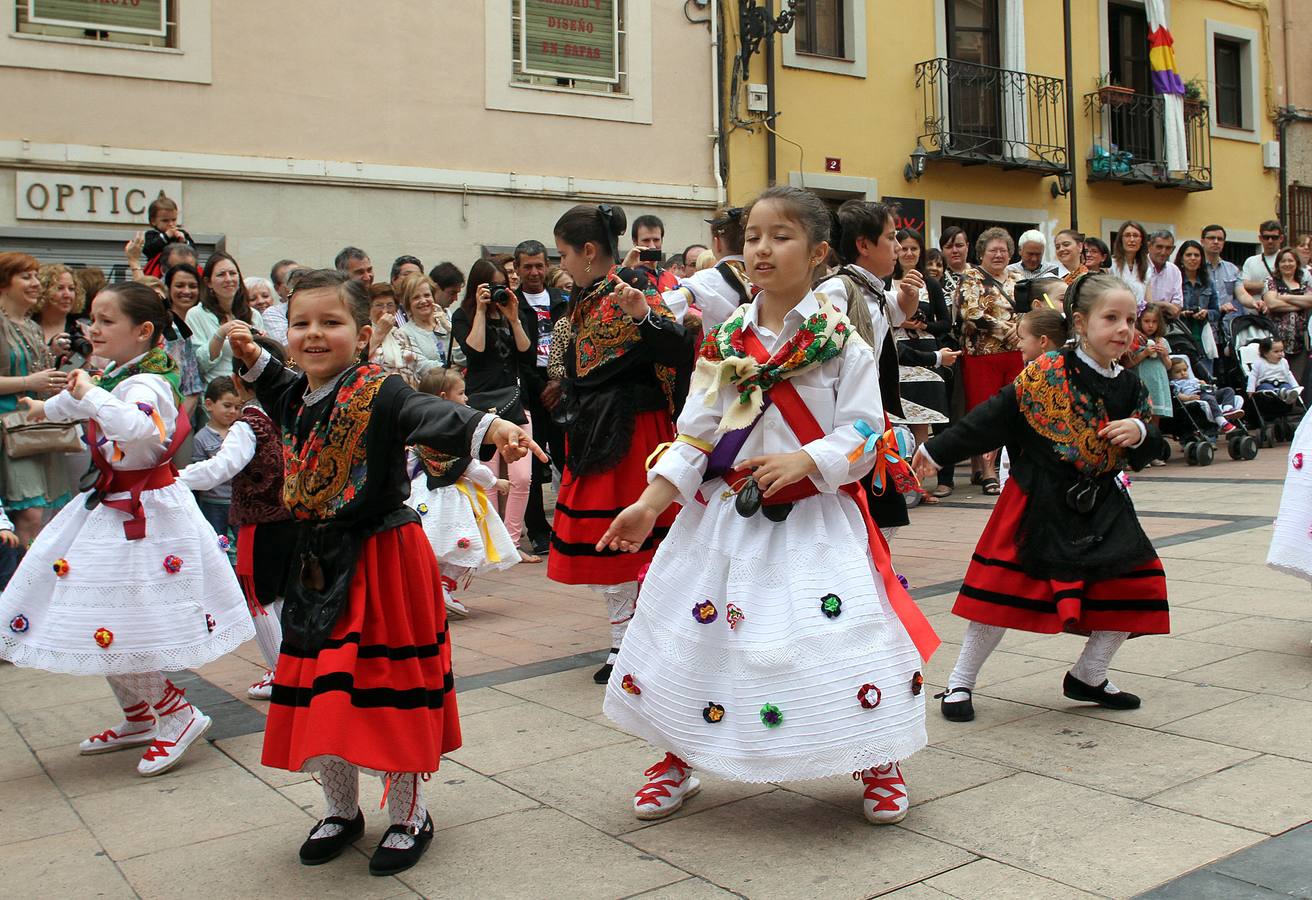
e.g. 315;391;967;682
1083;87;1213;191
913;57;1069;175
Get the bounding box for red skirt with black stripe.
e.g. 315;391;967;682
548;409;677;586
954;481;1169;635
261;522;459;773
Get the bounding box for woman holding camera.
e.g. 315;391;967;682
451;258;541;562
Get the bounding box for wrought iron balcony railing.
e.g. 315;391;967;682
913;57;1068;174
1083;88;1212;191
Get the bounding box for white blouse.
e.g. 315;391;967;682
45;362;179;479
652;290;882;505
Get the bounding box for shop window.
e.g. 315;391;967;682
795;0;845;59
511;0;628;96
15;0;177;49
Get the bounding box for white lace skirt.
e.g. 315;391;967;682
407;476;519;573
0;482;253;675
1268;414;1312;582
603;485;926;782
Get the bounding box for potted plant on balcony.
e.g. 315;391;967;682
1096;73;1136;108
1183;78;1207;121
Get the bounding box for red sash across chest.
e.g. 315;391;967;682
713;327;940;662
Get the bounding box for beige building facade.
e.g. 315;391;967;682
0;1;721;278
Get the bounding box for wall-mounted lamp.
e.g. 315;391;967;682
903;147;928;182
1050;170;1075;198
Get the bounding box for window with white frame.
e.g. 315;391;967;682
15;0;177;49
511;0;628;96
1213;37;1243;129
1205;19;1260;141
783;0;865;78
795;0;845;60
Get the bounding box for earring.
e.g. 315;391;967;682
585;262;592;274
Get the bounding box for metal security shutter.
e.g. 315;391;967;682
0;225;224;281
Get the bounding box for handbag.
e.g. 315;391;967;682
471;383;526;424
450;319;529;424
0;408;82;459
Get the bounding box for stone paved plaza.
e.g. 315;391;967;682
2;449;1311;899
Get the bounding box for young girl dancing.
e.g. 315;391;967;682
228;269;540;876
598;186;938;826
0;281;252;775
1267;407;1312;616
547;204;687;684
913;273;1169;722
1000;308;1070;488
179;335;298;699
406;368;518;619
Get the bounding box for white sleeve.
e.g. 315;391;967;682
0;502;13;532
885;289;908;327
814;277;849;314
800;339;883;492
649;367;724;505
470;413;496;456
673;268;745;329
177;421;257;492
240;349;272;383
660;285;692;320
51;381;173;444
462;460;498;489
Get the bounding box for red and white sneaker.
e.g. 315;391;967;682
79;701;155;755
856;762;909;825
247;670;274;700
137;682;212;777
442;576;469;619
633;753;701;821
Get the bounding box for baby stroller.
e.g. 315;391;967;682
1160;354;1258;466
1164;316;1212;379
1238;339;1306;446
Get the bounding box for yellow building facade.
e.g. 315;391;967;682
721;0;1281;257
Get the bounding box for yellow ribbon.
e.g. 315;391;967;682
645;433;715;470
454;481;500;565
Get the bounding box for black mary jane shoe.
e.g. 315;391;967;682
369;812;435;877
594;650;618;685
934;687;976;722
1062;672;1141;710
299;809;365;866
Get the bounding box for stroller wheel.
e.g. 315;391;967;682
1241;435;1259;460
1196;442;1215;466
1227;436;1243;460
1185;442;1199;466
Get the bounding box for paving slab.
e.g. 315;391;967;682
904;772;1262;897
0;828;136;899
446;698;632;776
938;710;1256;800
920;857;1102;899
627;790;976;899
72;763;303;860
978;668;1253;729
397;807;686;899
117;821;405;899
1160;694;1312;762
0;773;86;846
1148;755;1312;835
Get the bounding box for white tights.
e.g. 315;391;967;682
596;581;638;660
310;757;428;849
944;622;1131;700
